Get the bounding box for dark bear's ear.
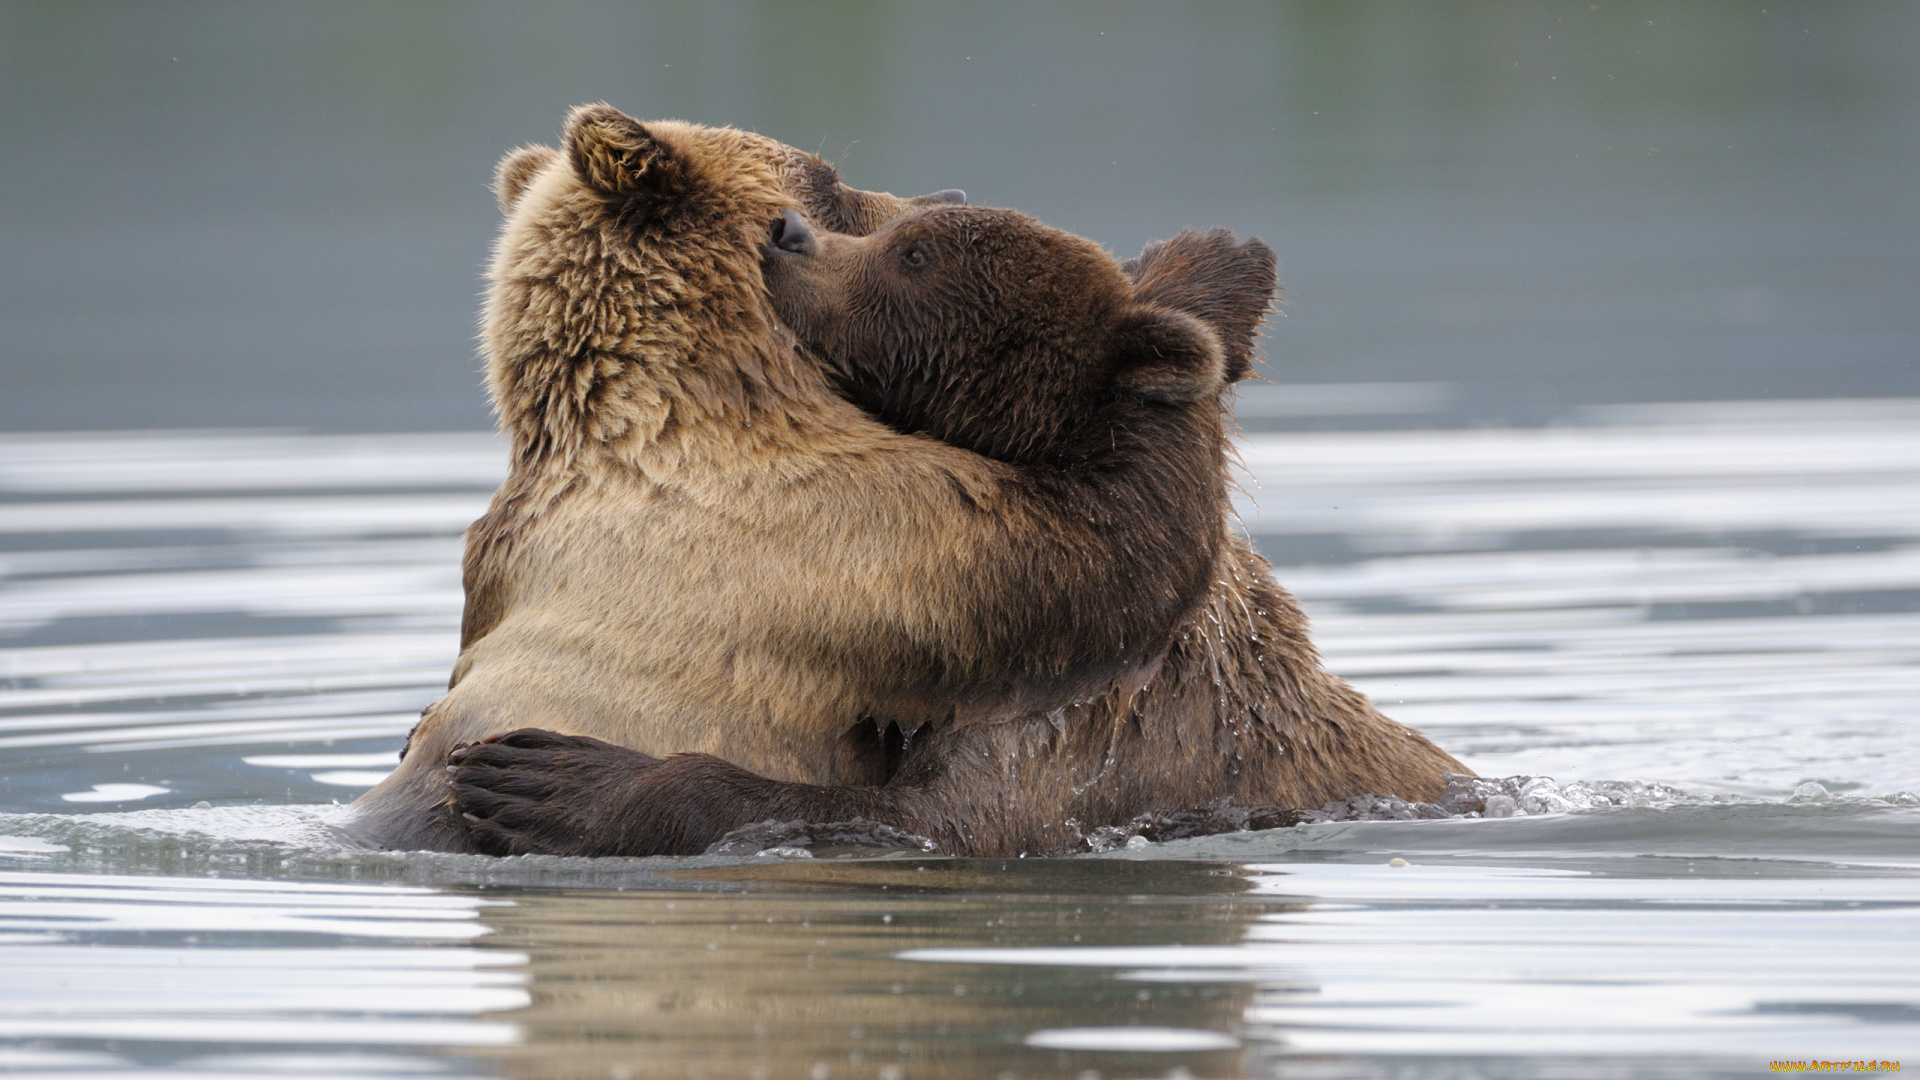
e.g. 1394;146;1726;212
1109;305;1226;405
493;145;557;213
1127;229;1277;383
563;103;685;200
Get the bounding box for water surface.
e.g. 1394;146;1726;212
2;400;1916;1077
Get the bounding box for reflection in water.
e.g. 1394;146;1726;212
2;838;1917;1077
474;860;1269;1080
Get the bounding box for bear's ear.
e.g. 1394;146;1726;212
1108;305;1227;406
492;145;557;213
1127;229;1277;383
562;103;686;200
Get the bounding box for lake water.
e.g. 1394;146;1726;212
2;397;1916;1078
5;2;1919;432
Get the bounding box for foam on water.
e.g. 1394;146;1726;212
4;780;1918;895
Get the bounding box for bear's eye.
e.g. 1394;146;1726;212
900;242;931;269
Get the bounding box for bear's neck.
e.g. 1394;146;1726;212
486;301;855;491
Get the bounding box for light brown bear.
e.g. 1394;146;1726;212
439;175;1468;857
344;105;1250;852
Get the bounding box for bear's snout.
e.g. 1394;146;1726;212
768;209;817;257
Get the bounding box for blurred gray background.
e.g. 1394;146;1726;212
2;0;1915;433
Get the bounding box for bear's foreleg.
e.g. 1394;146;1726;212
440;703;1240;859
446;728;928;857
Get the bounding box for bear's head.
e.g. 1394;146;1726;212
491;104;964;241
760;204;1263;465
482;104;966;460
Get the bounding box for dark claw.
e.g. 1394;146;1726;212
444;727;686;857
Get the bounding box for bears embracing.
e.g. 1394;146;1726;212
420;106;1468;857
344;104;1274;852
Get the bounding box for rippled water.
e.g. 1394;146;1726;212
2;397;1917;1077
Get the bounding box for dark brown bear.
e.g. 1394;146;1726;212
443;205;1468;858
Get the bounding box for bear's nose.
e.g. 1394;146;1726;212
769;209;816;255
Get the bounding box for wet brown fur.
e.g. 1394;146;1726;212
345;106;1257;850
446;540;1468;858
432;129;1469;856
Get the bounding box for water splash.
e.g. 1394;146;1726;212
703;818;939;858
1078;774;1920;852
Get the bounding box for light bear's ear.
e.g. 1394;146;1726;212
1109;305;1227;406
1126;229;1277;383
492;145;557;213
563;102;685;200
